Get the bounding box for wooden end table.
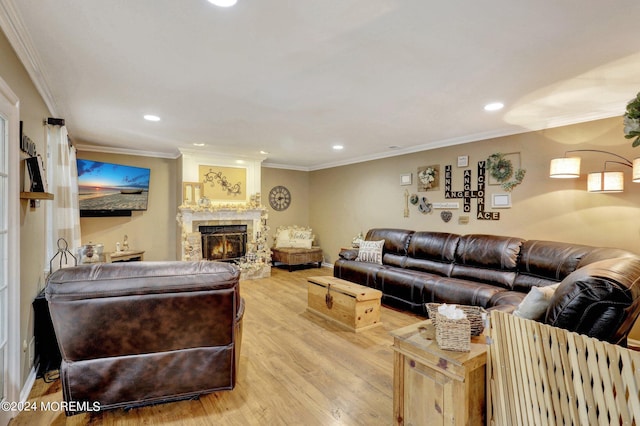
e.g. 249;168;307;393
390;320;487;425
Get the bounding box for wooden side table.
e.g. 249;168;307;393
390;320;487;425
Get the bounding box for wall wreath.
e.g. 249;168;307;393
486;152;526;192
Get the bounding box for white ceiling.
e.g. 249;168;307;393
1;0;640;170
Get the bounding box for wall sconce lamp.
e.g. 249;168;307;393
549;150;640;193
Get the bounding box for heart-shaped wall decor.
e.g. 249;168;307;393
441;211;452;222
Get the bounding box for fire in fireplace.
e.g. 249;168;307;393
199;225;247;261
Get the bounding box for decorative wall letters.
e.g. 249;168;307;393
444;161;500;221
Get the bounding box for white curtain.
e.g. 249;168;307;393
46;124;81;270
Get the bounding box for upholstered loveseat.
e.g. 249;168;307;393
334;228;640;345
46;261;243;415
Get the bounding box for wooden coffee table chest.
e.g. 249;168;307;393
306;276;382;332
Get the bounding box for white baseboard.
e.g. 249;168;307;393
19;366;37;403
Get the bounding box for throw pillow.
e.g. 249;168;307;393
291;230;312;240
288;238;313;249
513;284;560;320
356;240;385;265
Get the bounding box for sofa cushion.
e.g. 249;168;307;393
545;257;640;344
377;268;435;315
451;234;524;289
425;276;507;308
514;240;594;292
356;240;384;265
333;258;384;290
366;228;413;256
404;231;459;276
487;291;526;312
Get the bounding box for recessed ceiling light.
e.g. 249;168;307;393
333;145;344;150
207;0;237;7
193;143;206;147
484;102;504;112
260;150;269;155
144;114;161;122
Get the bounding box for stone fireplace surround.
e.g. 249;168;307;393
177;204;271;280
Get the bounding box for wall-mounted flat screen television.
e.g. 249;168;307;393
77;159;150;217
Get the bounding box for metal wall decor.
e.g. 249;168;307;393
202;169;242;195
404;189;410;218
418;196;432;214
441;211;453;222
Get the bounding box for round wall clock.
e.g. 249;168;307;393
269;185;291;211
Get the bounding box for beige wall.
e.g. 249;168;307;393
0;28;53;386
0;31;50;386
310;117;640;263
261;167;310;247
77;150;178;261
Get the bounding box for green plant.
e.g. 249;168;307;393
624;92;640;147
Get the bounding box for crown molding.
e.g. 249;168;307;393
0;0;60;116
178;148;267;163
75;143;179;159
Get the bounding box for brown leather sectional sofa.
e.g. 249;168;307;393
46;261;243;415
334;228;640;345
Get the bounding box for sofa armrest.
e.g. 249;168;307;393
339;248;358;261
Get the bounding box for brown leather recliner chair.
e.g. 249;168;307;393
45;260;244;415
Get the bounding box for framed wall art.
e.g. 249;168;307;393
491;193;512;208
417;165;440;191
182;181;202;205
400;173;412;186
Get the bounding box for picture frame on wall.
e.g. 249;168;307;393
182;181;202;205
417;165;440;191
25;155;47;192
457;155;469;168
491;193;511;208
400;173;412;186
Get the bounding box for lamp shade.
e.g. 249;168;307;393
587;171;624;193
633;158;640;183
549;157;581;178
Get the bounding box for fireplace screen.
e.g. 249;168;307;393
200;225;247;261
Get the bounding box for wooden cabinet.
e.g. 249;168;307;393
391;320;487;425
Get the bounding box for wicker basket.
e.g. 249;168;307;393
426;303;486;336
434;313;470;352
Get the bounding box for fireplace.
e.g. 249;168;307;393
200;225;247;261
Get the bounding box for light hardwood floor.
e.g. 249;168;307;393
10;266;423;426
